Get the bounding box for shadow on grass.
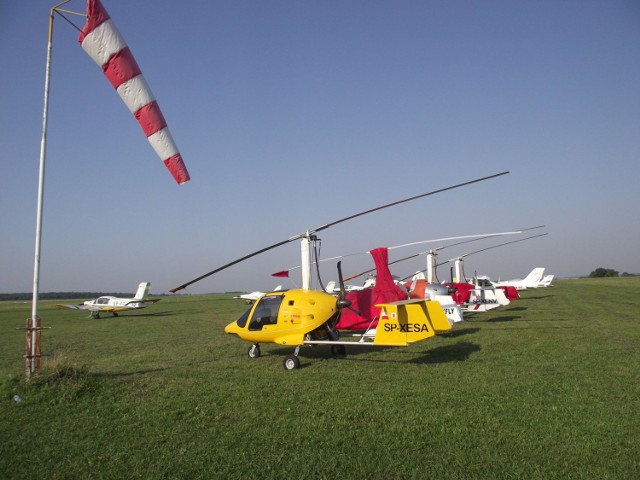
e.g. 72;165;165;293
519;295;555;300
90;367;170;378
485;315;521;323
439;326;480;338
271;343;381;361
271;340;482;367
123;311;179;318
411;341;481;364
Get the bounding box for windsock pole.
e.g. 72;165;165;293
27;1;74;380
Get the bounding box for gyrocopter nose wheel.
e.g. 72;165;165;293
248;344;261;358
283;354;300;370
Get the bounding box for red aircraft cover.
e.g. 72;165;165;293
447;282;474;305
335;247;408;330
497;285;520;301
78;0;190;185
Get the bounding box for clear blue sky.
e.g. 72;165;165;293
1;0;639;295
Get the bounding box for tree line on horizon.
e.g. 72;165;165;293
588;267;636;278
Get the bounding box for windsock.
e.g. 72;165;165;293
78;0;190;185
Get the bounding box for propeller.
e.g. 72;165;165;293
170;171;509;293
336;261;352;310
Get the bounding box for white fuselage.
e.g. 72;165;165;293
84;296;144;310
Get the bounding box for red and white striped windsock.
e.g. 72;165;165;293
78;0;190;185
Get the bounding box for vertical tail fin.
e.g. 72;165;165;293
133;282;150;300
523;268;545;285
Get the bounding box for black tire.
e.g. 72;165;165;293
283;354;300;370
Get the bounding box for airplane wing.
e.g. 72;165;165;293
56;304;100;312
123;300;158;306
56;304;133;312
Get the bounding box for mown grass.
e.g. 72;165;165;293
1;278;639;479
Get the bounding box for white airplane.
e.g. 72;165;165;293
57;282;159;318
494;268;546;290
538;274;554;287
234;286;282;304
324;275;378;294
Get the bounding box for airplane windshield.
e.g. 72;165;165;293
248;295;284;331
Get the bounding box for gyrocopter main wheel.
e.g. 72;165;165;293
248;344;261;359
283;354;300;371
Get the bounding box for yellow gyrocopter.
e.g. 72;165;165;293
171;172;508;370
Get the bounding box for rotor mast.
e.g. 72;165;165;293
454;258;465;283
300;232;314;290
426;250;437;283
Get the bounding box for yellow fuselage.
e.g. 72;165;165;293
225;289;338;346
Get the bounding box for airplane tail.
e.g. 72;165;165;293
133;282;151;301
539;275;554;287
523;268;545;286
373;300;450;346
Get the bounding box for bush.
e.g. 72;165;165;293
589;267;619;278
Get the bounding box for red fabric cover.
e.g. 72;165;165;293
335;248;407;330
498;286;519;301
447;282;474;305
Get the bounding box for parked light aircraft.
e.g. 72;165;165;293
233;286;282;304
170;172;510;369
57;282;159;318
493;268;546;290
538;275;554;287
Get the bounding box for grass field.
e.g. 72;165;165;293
1;277;639;479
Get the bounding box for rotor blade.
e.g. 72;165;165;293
388;228;537;251
430;225;545;252
442;233;549;264
310;171;509;235
169;237;295;293
343;226;543;282
170;171;509;292
399;232;548;281
276;222;539;277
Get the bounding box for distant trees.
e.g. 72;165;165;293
589;268;619;278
